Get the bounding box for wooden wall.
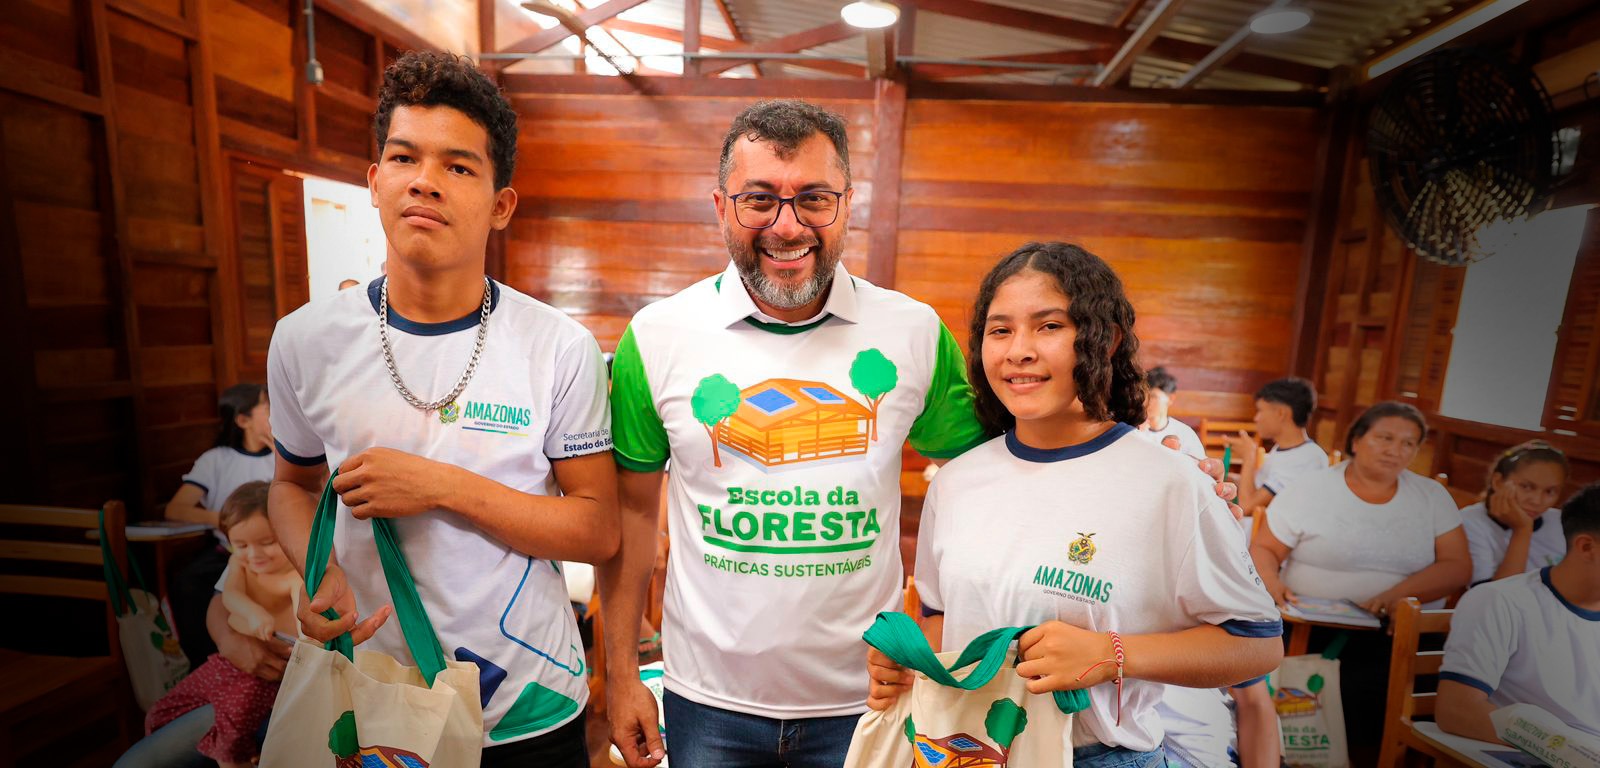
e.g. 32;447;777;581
895;100;1320;424
0;0;427;516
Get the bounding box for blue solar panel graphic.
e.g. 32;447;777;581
800;386;844;403
948;736;984;752
359;756;386;768
397;757;427;768
915;742;947;764
747;388;797;414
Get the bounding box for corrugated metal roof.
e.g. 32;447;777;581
500;0;1470;88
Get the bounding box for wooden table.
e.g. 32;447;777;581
1283;614;1386;656
1410;722;1534;768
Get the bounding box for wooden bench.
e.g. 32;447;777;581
0;502;138;766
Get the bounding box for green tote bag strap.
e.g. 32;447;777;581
862;611;1090;715
304;471;449;685
98;505;132;617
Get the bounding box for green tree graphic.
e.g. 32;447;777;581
903;714;916;745
692;374;742;468
328;710;359;766
985;698;1029;754
849;349;898;442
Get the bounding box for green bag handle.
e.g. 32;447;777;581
1321;630;1350;660
304;471;449;685
862;611;1091;715
98;504;154;618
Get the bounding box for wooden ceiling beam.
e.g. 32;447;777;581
698;20;859;77
1112;0;1150;29
600;19;860;77
501;0;651;54
908;47;1111;79
1094;0;1189;86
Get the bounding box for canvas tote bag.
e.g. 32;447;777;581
844;611;1091;768
259;473;484;767
1269;632;1349;768
99;507;190;710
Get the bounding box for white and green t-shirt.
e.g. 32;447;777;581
1255;440;1329;496
1460;501;1566;585
916;425;1282;755
610;261;986;720
268;278;611;746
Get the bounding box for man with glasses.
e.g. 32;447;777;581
600;99;989;767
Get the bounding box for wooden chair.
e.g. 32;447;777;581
1330;449;1343;465
1198;418;1258;464
1377;597;1457;768
0;501;138;766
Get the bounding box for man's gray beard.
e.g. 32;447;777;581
727;238;841;311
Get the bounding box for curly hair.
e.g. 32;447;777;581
967;242;1146;437
374;51;518;189
718;100;851;189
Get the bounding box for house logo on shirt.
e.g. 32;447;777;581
690;350;898;472
452;399;533;437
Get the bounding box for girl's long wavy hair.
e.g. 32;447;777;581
967;242;1146;437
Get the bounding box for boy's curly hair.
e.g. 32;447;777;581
374;51;518;189
968;242;1147;437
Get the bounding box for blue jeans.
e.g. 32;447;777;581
662;689;859;768
1075;742;1170;768
113;705;214;768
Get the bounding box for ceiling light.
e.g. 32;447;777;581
1249;6;1311;35
841;0;899;29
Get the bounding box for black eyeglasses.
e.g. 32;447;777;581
726;190;846;230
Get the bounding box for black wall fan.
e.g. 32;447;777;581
1366;47;1560;266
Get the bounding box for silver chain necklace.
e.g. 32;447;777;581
379;276;491;421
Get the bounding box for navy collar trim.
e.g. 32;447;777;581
232;445;272;458
1005;423;1134;463
367;277;501;336
1542;566;1600;621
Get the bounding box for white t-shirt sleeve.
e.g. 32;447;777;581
1440;585;1516;696
1264;481;1310;548
913;481;944;616
1461;509;1500;585
181;449;221;509
267;324;326;466
542;333;613;460
1255;453;1278;492
1177;485;1282;637
1427;482;1464;537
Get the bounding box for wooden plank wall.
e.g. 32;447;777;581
503;93;876;348
896;100;1320;425
0;0;426;516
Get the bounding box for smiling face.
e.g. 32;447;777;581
226;514;290;576
981;269;1086;434
367;104;517;274
714;133;852;315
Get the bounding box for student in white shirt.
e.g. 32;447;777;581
1439;482;1600;742
1137;366;1206;458
868;242;1283;768
267;52;618;767
1225;376;1328;512
1461;440;1569;586
167;383;277;667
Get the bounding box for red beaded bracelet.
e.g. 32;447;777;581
1075;630;1127;725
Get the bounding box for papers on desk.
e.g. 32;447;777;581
1412;723;1544;768
1493;703;1600;768
1281;596;1381;628
125;520;212;538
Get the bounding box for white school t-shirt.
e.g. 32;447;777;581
1267;464;1462;605
182;445;275;546
609;262;987;720
917;426;1283;754
1440;567;1600;738
1157;686;1235;767
1255;440;1329;496
1460;502;1567;585
268;278;612;746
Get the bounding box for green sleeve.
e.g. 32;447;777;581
609;325;669;473
908;322;989;460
